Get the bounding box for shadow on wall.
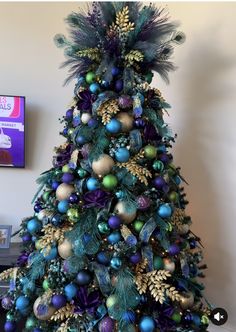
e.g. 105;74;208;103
175;26;236;330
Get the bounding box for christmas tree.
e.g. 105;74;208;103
1;3;212;332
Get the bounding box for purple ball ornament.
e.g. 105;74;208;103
65;109;73;120
99;316;115;332
134;118;145;128
118;95;133;109
34;203;42;213
108;215;121;229
130;252;142;264
69;193;79;204
51;294;67;310
1;296;13;310
111;67;120;76
153;176;166;190
159;153;170;164
22;233;32;243
88;118;98;128
62;128;68;136
115;79;123;92
4;321;16;332
137;195;151;211
62;173;74;184
168;244;180;256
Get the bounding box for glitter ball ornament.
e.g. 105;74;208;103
137;195;151;211
106;119;121;134
115;147;130;162
58;239;73;259
1;296;13;310
118;95;133;109
99;316;115;332
51;294;67;309
139;316;155;332
92;154;115;176
102;174;118;190
116;112;133;132
33;297;56;320
56;183;74;201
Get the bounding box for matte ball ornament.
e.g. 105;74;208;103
68;128;74;136
22;233;32;243
89;83;100;94
51;294;67;310
115;79;123;92
139;316;155;332
105;119;121;134
115;147;130;163
171;312;182;324
76;270;92;286
81;113;92;124
58;239;73;259
137;195;151;211
179;291;195;310
191;314;201;326
163;258;175;272
33;329;42;332
118;95;133;109
153;256;164;270
56;183;74;201
76;135;87;145
111;67;120;76
1;296;13;310
178;224;190;235
130;252;142;264
168;191;178;202
99;316;115;332
87;178;100;191
16;296;30;311
25;317;37;329
42;190;51;202
58;200;69;214
108;215;121;229
168;243;180;256
98;222;110;234
106;294;118;308
64;283;78;300
85;71;96;84
159;153;170;164
97;251;110;265
43;246;58;261
133;220;144;233
153;160;165;172
107;231;121;244
67;208;80;222
110;257;122;270
43;279;50;291
116;112;133;132
51;180;60;190
4;321;17;332
92;154;115;176
27;218;42;234
102;174;118;190
69;193;79;204
144;145;157;159
153;176;166;190
88;118;98;128
65;109;73;119
157;203;172;218
145;71;153;84
33;297;56;320
62;165;71;173
114;201;137;224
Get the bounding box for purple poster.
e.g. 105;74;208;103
0;96;25;167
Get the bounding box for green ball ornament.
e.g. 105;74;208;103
68;128;74;136
85;71;96;84
168;191;178;202
153;256;164;270
153;160;164;172
171;312;182;323
77;168;87;178
98;221;110;234
144;145;157;159
42;191;51;202
6;313;14;321
106;294;118;308
67;208;80;222
201;315;209;325
102;174;118;190
168;164;176;176
62;165;71;173
25;317;37;329
43;279;50;290
145;71;153;84
133;220;144;233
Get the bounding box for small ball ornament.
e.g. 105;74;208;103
153;176;166;190
153;256;164;270
33;297;56;320
98;221;110;234
116;112;133;132
133;220;144;233
4;321;16;332
114;201;137;224
179;291;195;310
81;113;92;124
1;296;13;310
27;218;42;234
139;316;155;332
76;270;92;285
153;160;164;172
51;294;67;310
51;213;62;226
92;154;115;176
171;312;182;323
107;231;121;244
69;193;79;204
102;174;118;190
62;172;74;184
25;317;37;329
62;165;70;173
157;203;172;218
106;119;121;134
108;215;121;229
65;109;73;119
43;279;50;291
99;316;115;332
65;283;78;300
110;257;122;269
97;251;110;265
106;294;118;308
115;79;123;92
85;71;96;84
43;246;58;261
77;167;87;178
168;191;178;202
56;183;74;201
115;147;130;162
89;83;100;94
144;145;157;159
22;233;32;243
163;258;175;272
58;200;69;213
111;67;120;76
87;177;100;191
130;252;142;264
58;239;73;259
67;208;79;222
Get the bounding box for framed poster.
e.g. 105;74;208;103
0;95;25;168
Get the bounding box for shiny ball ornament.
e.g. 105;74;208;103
66;109;73;119
114;201;137;224
115;147;130;162
62;172;74;184
81;113;92;124
106;294;118;308
144;145;157;159
25;317;37;329
64;283;78;300
67;208;79;222
153;160;164;172
153;256;164;270
171;312;182;324
116;112;133;132
42;190;51;202
85;71;96;84
51;180;60;190
118;95;133;109
33;297;56;320
58;239;73;259
43;279;50;291
62;164;70;173
92;154;115;176
1;296;13;310
130;252;142;264
77;167;88;178
6;313;14;321
56;183;74;201
57;200;69;214
99;316;115;332
110;257;122;270
87;177;100;191
168;243;180;256
137;195;151;211
69;193;79;204
89;82;100;94
133;220;144;233
98;221;110;234
108;215;121;229
115;79;123;92
68;128;74;136
97;251;110;265
157;203;172;218
4;321;17;332
145;71;153;84
76;135;87;145
51;213;62;226
102;174;118;190
27;218;42;234
179;291;194;310
16;296;29;311
76;270;92;285
106;119;121;134
163;258;175;272
51;294;67;310
139;316;155;332
107;231;121;244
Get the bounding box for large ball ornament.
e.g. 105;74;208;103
89;83;100;94
56;183;74;201
153;256;164;270
81;113;92;124
92;154;115;176
4;321;16;332
144;145;157;159
76;270;92;285
108;215;121;229
62;172;74;184
27;218;42;234
102;174;118;190
116;112;133;132
106;294;118;308
1;296;13;310
118;95;133;109
57;200;69;214
139;316;155;332
99;316;115;332
110;257;122;270
168;244;180;256
64;283;78;300
157;203;172;218
133;220;144;233
85;71;96;84
33;297;56;321
58;239;73;259
106;119;121;134
107;231;121;244
163;258;175;272
114;201;137;224
179;292;194;310
51;294;67;310
115;147;130;163
87;177;100;191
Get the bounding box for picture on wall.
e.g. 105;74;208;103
0;226;12;249
0;95;25;167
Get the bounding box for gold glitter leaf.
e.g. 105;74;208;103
77;48;101;62
51;303;77;322
97;99;120;124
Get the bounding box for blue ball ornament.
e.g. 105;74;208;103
157;203;172;218
52;180;60;190
51;213;62;226
97;251;110;265
65;109;73;119
16;296;30;311
108;215;121;229
115;79;123;92
111;67;120;76
174;175;181;185
110;257;122;270
115;147;130;163
44;247;58;261
87;178;100;191
27;218;42;234
52;294;67;310
106;119;121;134
76;135;87;145
107;231;121;245
58;200;69;213
139;316;155;332
192;314;201;326
88;118;98;128
64;283;78;300
89;83;100;94
33;329;42;332
4;321;17;332
122;310;136;324
76;270;92;285
62;128;68;136
101;80;110;88
62;172;74;184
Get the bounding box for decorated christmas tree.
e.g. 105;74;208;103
1;2;212;332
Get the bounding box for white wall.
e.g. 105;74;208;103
0;2;235;331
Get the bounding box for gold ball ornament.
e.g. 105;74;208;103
37;209;53;222
114;201;137;224
116;112;133;132
33;297;56;320
163;258;175;272
56;183;74;201
58;239;73;259
92;154;115;176
179;291;195;310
